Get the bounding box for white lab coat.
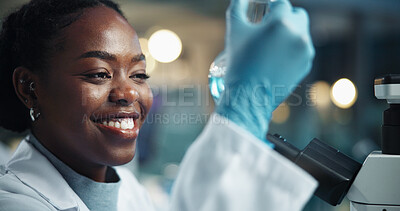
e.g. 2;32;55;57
0;114;317;211
0;143;11;165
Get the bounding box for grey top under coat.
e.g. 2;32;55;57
27;133;121;211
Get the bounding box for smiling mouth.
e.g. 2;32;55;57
90;113;140;140
97;118;135;130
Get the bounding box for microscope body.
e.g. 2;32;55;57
267;74;400;210
347;75;400;210
347;151;400;211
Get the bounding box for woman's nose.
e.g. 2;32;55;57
109;83;139;106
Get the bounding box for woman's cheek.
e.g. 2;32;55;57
80;84;109;108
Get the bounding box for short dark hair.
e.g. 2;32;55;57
0;0;125;132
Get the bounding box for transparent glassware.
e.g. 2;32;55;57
208;0;271;104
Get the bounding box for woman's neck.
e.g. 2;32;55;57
31;128;109;183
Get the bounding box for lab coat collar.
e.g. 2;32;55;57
5;135;88;211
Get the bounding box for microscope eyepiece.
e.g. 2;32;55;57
267;134;361;206
374;74;400;85
375;74;400;155
374;74;400;104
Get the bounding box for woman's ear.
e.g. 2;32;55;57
12;67;39;109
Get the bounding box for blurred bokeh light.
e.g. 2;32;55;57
148;29;182;63
330;78;358;109
310;81;331;109
272;102;291;124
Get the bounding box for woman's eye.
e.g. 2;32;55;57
130;73;150;81
85;72;111;79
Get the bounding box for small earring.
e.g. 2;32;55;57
19;79;25;84
30;107;41;122
29;82;35;92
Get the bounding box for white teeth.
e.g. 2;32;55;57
120;118;134;129
114;121;121;129
128;118;134;129
99;118;135;130
121;121;128;130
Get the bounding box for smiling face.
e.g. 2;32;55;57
31;6;153;176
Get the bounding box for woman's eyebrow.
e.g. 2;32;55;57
77;51;145;63
77;51;116;61
132;53;146;63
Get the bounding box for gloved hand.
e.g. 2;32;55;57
216;0;314;143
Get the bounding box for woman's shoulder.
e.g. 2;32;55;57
0;169;55;211
0;191;54;211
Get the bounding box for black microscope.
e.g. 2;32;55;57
268;74;400;210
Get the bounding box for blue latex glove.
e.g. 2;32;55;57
216;0;314;143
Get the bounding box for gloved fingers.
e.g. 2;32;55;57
283;7;315;74
270;0;292;7
289;7;314;54
291;7;310;30
226;0;249;23
268;0;293;18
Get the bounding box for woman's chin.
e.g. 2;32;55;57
102;145;137;166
